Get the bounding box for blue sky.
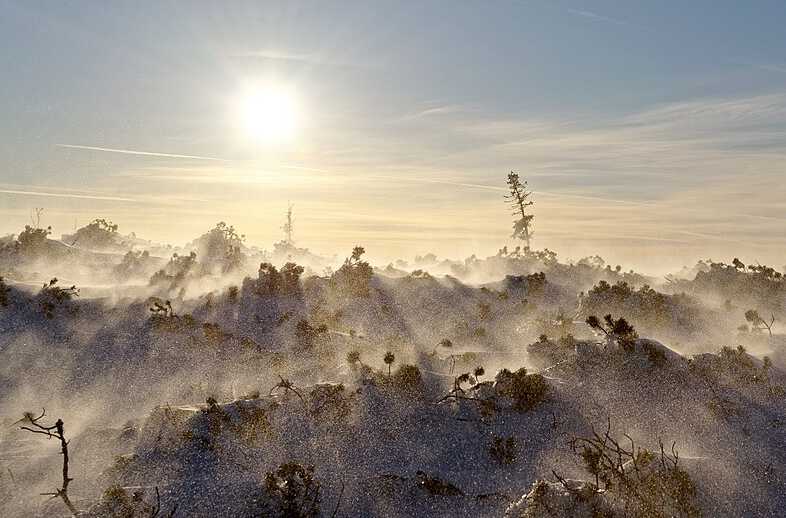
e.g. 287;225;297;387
1;1;786;271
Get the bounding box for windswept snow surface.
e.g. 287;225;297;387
1;240;785;517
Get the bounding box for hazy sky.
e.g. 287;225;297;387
1;1;786;272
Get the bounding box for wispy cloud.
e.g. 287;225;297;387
565;7;632;27
280;164;333;174
232;49;318;61
447;93;786;179
754;63;786;74
399;104;465;121
617;93;786;128
45;93;786;269
362;93;786;261
114;161;658;211
229;49;363;68
57;144;228;161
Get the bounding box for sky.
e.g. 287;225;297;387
1;0;786;273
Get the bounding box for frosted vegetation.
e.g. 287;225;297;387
0;179;784;517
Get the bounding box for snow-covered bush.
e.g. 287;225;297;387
17;224;51;256
489;435;518;466
0;276;9;307
493;367;548;412
586;313;638;350
330;246;373;297
414;471;463;496
62;218;123;251
527;335;573;367
86;485;167;517
113;249;154;280
689;346;782;396
690;258;785;314
510;424;700;518
581;281;705;340
190;221;246;274
255;463;321;518
295;319;328;349
309;383;352;424
149;251;198;291
249;261;305;296
37;277;79;318
390;364;424;396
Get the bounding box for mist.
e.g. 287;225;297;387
3;2;786;516
0;209;784;517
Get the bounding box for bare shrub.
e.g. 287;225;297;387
548;419;701;518
19;410;77;515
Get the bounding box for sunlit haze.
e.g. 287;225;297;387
2;2;786;272
3;4;786;517
236;83;299;143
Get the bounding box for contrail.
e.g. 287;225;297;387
534;190;659;208
0;189;135;202
57;144;227;161
368;173;658;207
54;144;660;208
369;174;507;192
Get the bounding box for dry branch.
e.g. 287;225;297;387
20;409;77;516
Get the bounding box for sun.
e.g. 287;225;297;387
237;85;299;143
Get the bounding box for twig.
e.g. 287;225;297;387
270;375;305;403
330;481;345;518
20;409;77;516
148;485;179;518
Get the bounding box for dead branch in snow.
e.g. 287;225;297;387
19;409;77;516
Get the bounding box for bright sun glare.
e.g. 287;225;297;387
238;85;299;143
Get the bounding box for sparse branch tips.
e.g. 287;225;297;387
505;171;535;248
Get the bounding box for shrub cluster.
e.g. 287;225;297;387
330;246;373;297
37;278;79;318
582;281;703;339
494;367;548;412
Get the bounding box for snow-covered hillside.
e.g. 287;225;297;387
1;227;784;517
